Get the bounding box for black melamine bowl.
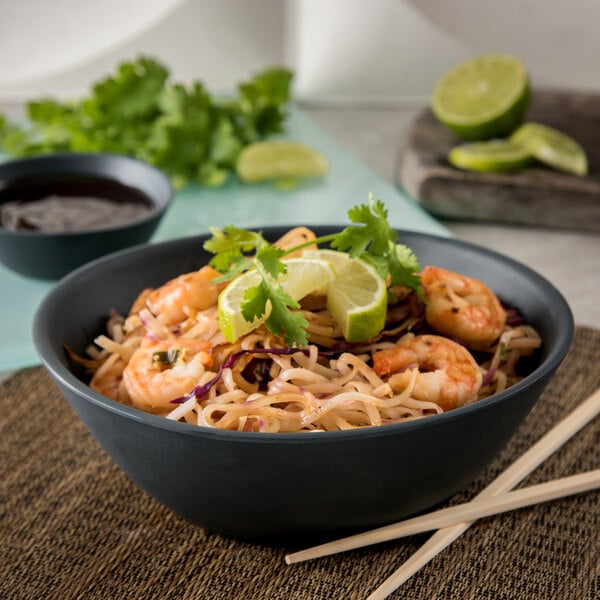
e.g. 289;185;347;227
0;153;173;279
32;228;573;541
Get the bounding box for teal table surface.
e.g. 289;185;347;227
0;109;448;372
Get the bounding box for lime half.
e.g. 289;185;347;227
218;258;334;342
432;53;530;141
511;122;588;176
236;141;328;183
303;249;387;342
448;139;533;173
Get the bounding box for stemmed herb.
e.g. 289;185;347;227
0;57;293;189
203;195;423;347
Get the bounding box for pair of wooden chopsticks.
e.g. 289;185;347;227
285;387;600;600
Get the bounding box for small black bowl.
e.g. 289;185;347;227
33;228;573;541
0;153;173;279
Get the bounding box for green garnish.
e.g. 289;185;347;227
203;195;423;347
241;263;308;346
0;56;293;189
498;341;508;363
329;196;423;298
152;348;183;368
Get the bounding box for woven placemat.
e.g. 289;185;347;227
1;327;599;600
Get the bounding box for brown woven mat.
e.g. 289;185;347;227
1;327;599;600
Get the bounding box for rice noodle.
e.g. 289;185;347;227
84;229;542;433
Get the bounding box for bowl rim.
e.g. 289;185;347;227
33;227;574;444
0;152;173;237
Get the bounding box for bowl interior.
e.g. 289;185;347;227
35;227;573;422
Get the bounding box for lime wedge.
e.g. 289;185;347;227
303;249;387;342
432;53;530;141
236;141;328;183
510;122;588;176
218;258;334;342
448;139;533;173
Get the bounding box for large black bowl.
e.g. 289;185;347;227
33;228;573;541
0;153;173;279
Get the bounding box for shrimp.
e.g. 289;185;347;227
146;266;221;326
372;334;482;411
274;226;317;257
122;338;213;410
421;266;506;350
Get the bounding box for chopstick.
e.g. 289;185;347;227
285;469;600;564
285;386;600;598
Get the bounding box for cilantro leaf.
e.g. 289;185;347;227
203;226;267;255
91;56;168;120
241;281;270;322
333;198;394;257
209;116;243;167
393;243;421;274
210;253;251;284
388;243;424;300
264;286;308;347
236;67;293;142
255;245;286;279
241;270;308;347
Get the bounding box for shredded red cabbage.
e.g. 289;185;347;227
170;346;346;404
481;366;496;387
501;300;526;327
505;311;526;327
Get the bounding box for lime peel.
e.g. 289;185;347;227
510;122;588;176
448;139;533;173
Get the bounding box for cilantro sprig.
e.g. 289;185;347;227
203;195;423;346
205;227;309;345
0;56;293;189
329;196;423;298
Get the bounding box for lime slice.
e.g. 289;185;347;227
510;122;588;176
303;249;387;342
432;53;530;141
236;141;328;183
448;139;533;173
302;248;350;270
218;258;334;342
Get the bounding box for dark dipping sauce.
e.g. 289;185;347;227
0;175;155;233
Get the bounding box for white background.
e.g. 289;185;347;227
1;0;599;105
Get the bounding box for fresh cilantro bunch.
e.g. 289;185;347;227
204;195;423;346
0;56;293;188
